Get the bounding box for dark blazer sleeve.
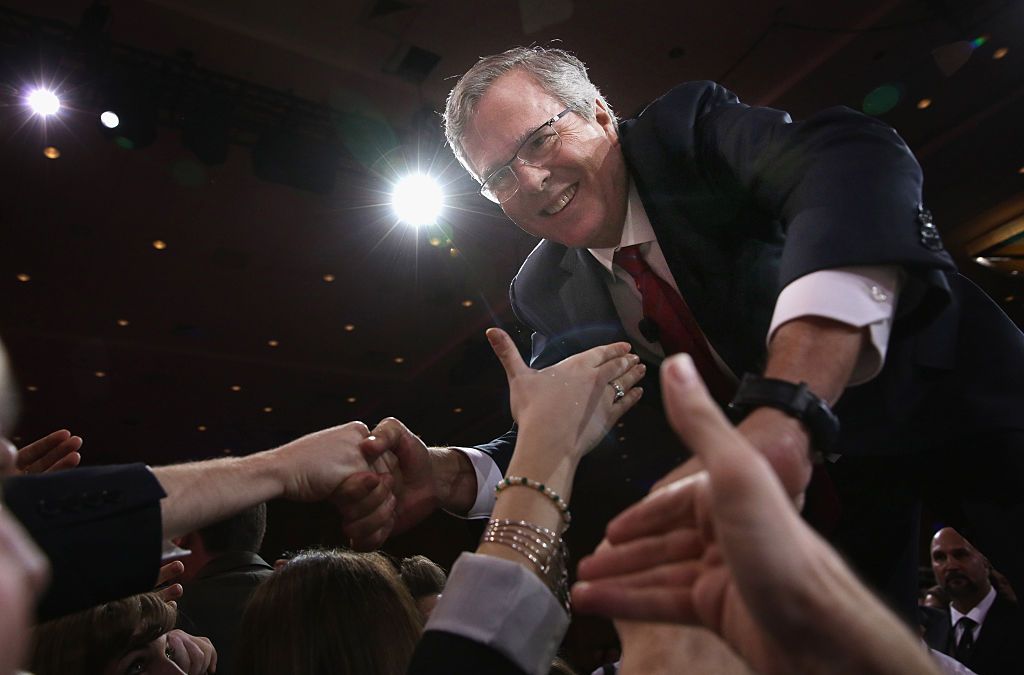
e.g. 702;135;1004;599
408;631;526;675
3;463;166;621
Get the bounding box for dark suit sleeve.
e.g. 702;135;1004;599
3;463;166;621
408;631;527;675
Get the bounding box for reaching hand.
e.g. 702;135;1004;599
485;327;644;459
270;422;374;502
165;630;217;675
573;354;936;675
17;429;83;474
155;560;185;605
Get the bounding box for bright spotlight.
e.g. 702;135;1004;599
27;89;61;116
392;174;444;226
100;111;120;129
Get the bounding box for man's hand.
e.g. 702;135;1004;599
155;560;185;605
16;429;83;474
165;630;217;675
268;422;374;502
573;354;940;675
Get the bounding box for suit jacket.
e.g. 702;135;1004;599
928;597;1024;675
479;81;1024;610
2;464;165;621
176;551;274;675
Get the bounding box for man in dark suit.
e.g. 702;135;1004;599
929;527;1023;674
338;46;1024;619
175;504;274;675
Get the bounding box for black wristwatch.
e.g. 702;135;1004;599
727;373;840;458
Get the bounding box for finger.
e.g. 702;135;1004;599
181;635;206;675
614;361;647;391
205;636;218;673
572;580;698;624
362;418;417;463
577;529;705;581
333;471;382;508
651;457;704;492
485;327;530;382
23;435;83;474
576;341;633;368
605;471;708;545
340;494;397;542
42;450;81;473
156;560;185;586
334;472;391;521
158;583;183;603
167;632;192;672
16;429;70;467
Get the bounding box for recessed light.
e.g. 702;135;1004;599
116;318;130;327
197;425;207;431
616;422;625;428
323;273;335;282
26;385;38;392
344;324;355;332
1006;295;1016;302
429;237;442;247
262;406;273;413
1018;166;1024;175
223;448;232;454
618;436;626;442
267;339;279;347
230;384;242;392
43;146;60;159
346;396;357;403
453;407;463;413
449;247;460;257
993;47;1009;60
16;273;30;282
152;240;167;250
916;98;932;110
94;371;107;378
393;356;405;364
461;299;473;307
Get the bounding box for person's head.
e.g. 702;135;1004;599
399;555;447;619
198;502;267;556
236;549;422;675
30;592;179;675
930;527;992;611
444;47;629;249
920;584;949;610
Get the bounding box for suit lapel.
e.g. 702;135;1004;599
557;248;630;349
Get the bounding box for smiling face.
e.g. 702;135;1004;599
461;70;629;249
930;527;992;611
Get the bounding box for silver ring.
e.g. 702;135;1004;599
610;381;626;402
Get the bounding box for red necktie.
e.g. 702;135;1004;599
614;244;735;404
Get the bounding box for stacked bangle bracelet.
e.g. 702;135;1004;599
494;475;571;526
482;518;571;614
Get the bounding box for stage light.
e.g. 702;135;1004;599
392;174;443;226
100;111;120;128
27;89;60;116
43;146;60;159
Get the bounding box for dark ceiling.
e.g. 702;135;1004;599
1;0;1022;559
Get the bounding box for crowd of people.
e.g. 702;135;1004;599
3;45;1023;674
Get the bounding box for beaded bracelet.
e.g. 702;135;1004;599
495;475;572;526
482;518;571;614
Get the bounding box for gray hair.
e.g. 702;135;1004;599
443;46;617;179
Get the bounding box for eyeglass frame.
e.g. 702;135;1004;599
478;107;573;204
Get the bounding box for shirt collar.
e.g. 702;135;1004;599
588;180;656;277
949;585;998;627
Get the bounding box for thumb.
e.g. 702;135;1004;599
486;327;528;382
660;354;747;468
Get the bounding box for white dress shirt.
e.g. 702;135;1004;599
950;585;998;645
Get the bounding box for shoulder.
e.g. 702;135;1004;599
511;239;568;298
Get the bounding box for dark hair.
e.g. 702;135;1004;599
198;502;267;554
30;593;176;675
399;555;447;598
235;549;422;675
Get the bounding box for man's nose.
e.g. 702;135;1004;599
513;162;550;193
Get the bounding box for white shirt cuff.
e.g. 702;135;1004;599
769;266;902;386
445;447;501;519
425;553;570;675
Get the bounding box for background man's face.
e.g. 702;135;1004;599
931;529;990;600
462;70;629;249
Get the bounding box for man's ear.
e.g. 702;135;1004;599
594;98;618;140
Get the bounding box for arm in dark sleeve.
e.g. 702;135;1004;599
3;463;165;621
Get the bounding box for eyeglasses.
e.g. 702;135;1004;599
479;108;572;204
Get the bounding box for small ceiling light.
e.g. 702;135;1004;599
993;47;1009;60
100;111;120;129
450;247;460;257
197;425;207;431
461;299;474;307
16;273;30;282
393;356;405;364
1006;295;1016;302
262;406;273;413
26;385;38;392
1018;166;1024;175
346;396;357;403
616;422;625;428
428;236;442;247
116;318;130;327
223;448;232;454
27;89;60;116
94;371;107;378
152;240;167;250
43;146;60;159
618;436;626;442
230;384;242;392
343;324;355;332
916;98;932;110
453;407;463;413
322;273;335;282
267;339;280;347
392;173;444;226
1012;270;1020;276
